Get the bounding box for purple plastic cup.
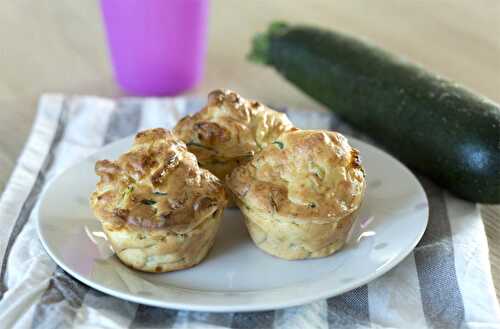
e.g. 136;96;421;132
100;0;209;96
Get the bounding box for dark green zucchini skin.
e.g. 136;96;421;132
249;22;500;203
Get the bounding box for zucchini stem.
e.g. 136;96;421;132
248;21;289;65
248;32;270;64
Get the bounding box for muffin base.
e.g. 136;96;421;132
238;203;358;260
101;213;222;273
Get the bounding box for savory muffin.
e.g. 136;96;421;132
173;89;294;181
226;130;366;260
90;128;227;272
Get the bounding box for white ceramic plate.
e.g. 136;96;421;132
37;136;428;312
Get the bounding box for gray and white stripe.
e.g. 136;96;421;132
414;177;466;329
31;268;89;329
35;100;143;329
29;97;116;328
446;195;500;326
274;300;327;329
367;254;427;328
230;311;275;329
0;98;67;299
327;286;370;329
129;305;177;329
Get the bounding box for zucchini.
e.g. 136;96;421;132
249;22;500;204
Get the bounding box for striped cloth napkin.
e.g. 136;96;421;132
0;94;498;329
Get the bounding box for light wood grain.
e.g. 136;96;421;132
0;0;498;299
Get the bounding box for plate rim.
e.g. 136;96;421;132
36;135;429;312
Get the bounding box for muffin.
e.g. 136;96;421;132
226;130;366;260
173;89;294;181
90;128;227;272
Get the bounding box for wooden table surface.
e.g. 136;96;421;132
0;0;498;299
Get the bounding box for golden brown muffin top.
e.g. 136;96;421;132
173;89;294;179
227;130;366;223
90;128;227;233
